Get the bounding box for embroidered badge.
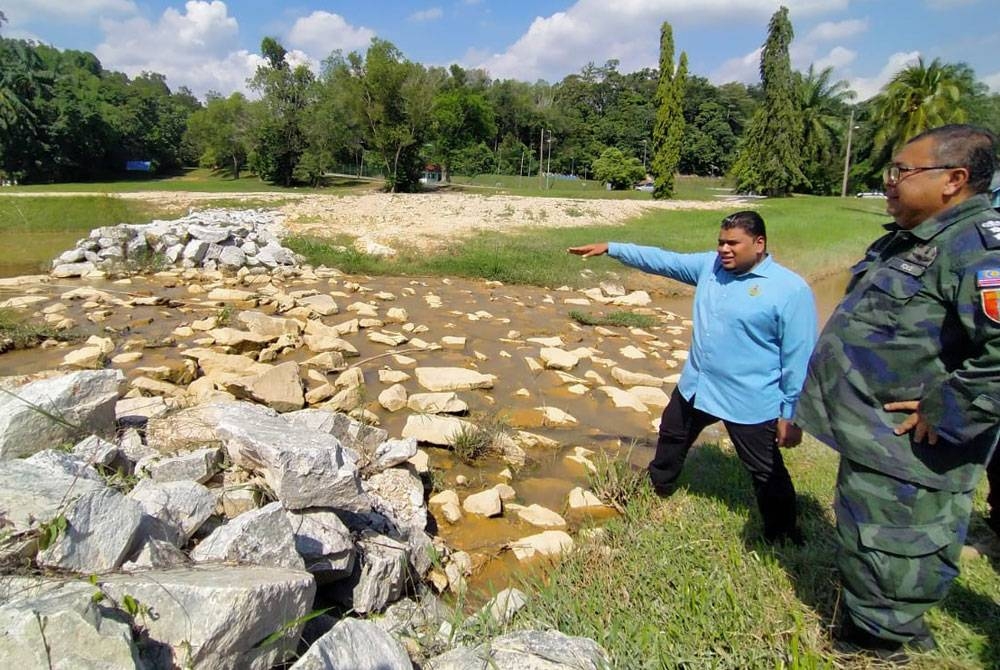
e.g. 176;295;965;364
977;269;1000;289
983;289;1000;324
978;220;1000;249
905;244;939;267
748;284;761;297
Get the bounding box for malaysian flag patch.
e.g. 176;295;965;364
977;269;1000;289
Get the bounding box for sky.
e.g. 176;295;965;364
3;0;999;102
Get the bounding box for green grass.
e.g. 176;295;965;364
502;438;999;669
289;194;889;288
568;309;659;329
10;167;379;194
0;307;76;350
0;194;181;234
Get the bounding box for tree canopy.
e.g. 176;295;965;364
1;15;997;191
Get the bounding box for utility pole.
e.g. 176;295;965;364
642;139;648;172
841;108;855;197
546;135;554;189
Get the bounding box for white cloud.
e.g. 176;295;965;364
848;51;921;100
803;19;868;43
409;8;444;22
472;0;846;82
813;46;856;72
286;11;375;60
711;48;762;84
94;1;250;98
981;70;1000;93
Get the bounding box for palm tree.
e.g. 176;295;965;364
796;64;855;194
871;57;973;153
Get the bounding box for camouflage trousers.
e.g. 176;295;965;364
833;457;973;643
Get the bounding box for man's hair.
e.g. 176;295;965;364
909;124;998;193
721;210;766;240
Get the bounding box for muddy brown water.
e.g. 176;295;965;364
0;264;849;601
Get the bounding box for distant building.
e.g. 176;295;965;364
420;164;443;185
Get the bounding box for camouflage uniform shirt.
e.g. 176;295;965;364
797;194;1000;492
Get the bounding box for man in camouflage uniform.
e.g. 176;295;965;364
796;125;1000;658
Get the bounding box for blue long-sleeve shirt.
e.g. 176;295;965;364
608;243;817;424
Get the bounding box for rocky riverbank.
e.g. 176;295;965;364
0;249;692;667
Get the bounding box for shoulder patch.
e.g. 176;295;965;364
977;270;1000;288
978;220;1000;249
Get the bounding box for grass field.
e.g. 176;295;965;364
285;194;889;288
7;167;377;194
448;173;725;201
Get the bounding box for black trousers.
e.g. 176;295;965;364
648;387;798;540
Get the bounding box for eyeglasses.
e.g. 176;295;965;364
883;164;958;186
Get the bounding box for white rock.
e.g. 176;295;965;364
406;392;468;414
0;370;122;460
128;478;216;546
539;347;579;370
38;487;144;573
378;383;409;411
599;386;649;412
99;565;315;670
515;504;567;528
192;501;304;569
463;488;502;517
509;530;574;561
414;367;496;392
290;617;412;670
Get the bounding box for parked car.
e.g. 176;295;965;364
855;191;886;199
635;183;654;193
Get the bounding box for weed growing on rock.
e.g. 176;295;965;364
567;309;657;329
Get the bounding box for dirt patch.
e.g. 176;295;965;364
105;189;745;253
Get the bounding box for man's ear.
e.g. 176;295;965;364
943;167;970;196
754;235;766;252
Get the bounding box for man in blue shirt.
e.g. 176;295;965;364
568;211;817;544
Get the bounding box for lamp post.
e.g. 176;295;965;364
841;108;859;197
546;134;554;189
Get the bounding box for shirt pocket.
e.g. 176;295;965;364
851;268;924;329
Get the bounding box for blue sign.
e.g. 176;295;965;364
126;160;152;172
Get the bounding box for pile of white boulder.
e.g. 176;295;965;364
50;209;300;278
0;369;611;669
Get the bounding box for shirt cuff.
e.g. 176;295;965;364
780;402;796;421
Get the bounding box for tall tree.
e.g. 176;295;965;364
796;64;854;194
184;92;250;178
335;38;437;192
248;37;314;186
871;57;976;153
731;6;807;196
650;22;686;199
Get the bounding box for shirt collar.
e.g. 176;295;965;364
881;193;992;240
718;253;773;278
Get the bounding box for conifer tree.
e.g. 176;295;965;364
651;22;686;199
731;6;807;196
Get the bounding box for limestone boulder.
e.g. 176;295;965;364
37;487;144;573
0;369;122;460
414;367;496;392
128;478;216;546
286;508;355;581
191;502;305;570
98;565;316;670
407;391;468;414
215;405;369;511
0;580;142;669
290;617;413;670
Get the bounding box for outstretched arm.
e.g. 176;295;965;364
567;243;609;258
